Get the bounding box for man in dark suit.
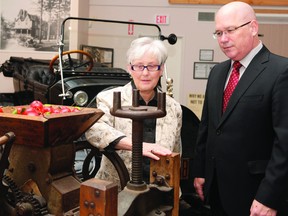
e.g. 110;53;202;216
193;1;288;216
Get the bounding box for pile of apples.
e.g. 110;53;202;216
8;100;81;116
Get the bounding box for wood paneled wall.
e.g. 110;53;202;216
169;0;288;6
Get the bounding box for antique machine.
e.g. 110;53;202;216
79;90;180;216
0;106;104;215
0;93;181;216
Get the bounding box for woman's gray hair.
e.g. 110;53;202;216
126;37;168;65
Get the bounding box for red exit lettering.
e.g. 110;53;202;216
155;15;169;25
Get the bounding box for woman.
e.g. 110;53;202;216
85;37;182;189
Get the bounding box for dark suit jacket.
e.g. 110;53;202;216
193;45;288;215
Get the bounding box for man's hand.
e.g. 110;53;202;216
250;199;277;216
194;177;205;201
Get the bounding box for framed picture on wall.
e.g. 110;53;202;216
81;45;114;68
0;0;71;51
199;49;214;61
193;62;218;79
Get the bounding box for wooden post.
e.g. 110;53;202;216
150;153;180;216
80;178;118;216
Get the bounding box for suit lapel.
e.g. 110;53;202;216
219;46;270;125
213;61;231;122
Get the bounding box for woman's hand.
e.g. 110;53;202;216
115;137;172;160
143;142;172;160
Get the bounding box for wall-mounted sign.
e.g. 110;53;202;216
193;62;218;79
155;14;170;25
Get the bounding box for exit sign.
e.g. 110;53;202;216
155;15;169;25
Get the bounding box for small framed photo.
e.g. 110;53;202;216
199;49;214;61
81;45;114;67
193;62;218;79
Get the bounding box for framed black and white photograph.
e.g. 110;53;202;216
81;45;114;68
193;62;218;79
0;0;71;52
199;49;214;61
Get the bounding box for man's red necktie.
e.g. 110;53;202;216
222;61;242;112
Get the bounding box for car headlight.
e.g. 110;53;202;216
73;91;88;106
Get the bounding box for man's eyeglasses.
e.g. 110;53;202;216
213;21;251;39
130;64;161;72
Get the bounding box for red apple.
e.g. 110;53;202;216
30;100;43;112
12;107;26;114
71;107;81;112
59;106;71;113
25;110;41;116
52;108;61;114
42;105;54;114
21;107;40;116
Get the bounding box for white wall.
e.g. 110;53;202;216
85;0;288;107
87;0;224;105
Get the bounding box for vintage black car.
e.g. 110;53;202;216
1;18;177;108
1;55;131;107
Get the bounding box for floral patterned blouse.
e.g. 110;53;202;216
85;82;182;189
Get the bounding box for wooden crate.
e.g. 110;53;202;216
0;105;103;147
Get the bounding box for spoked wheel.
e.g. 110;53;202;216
49;50;94;73
74;143;102;181
74;140;130;190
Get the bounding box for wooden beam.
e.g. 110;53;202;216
255;9;288;14
169;0;288;6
